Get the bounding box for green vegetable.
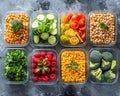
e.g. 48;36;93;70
110;60;116;71
41;33;49;40
34;35;40;44
102;52;113;61
91;68;103;81
5;49;27;81
66;60;78;71
90;62;100;70
10;20;23;33
104;70;116;82
99;22;109;30
48;35;56;44
90;50;102;63
101;59;111;71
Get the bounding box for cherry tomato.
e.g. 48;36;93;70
78;19;85;27
70;20;79;30
67;13;73;21
79;26;86;31
71;14;80;21
78;13;85;20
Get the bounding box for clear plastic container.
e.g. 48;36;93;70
59;48;88;84
88;10;117;46
29;49;59;85
30;10;58;47
89;48;118;84
59;11;87;47
2;11;30;47
1;48;29;84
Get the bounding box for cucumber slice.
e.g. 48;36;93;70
50;23;57;29
50;28;57;35
37;14;45;21
34;35;39;44
41;33;49;40
48;35;56;44
32;21;38;28
46;14;55;20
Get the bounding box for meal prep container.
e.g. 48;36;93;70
1;48;29;84
59;48;88;84
2;11;30;47
29;49;59;85
30;10;58;47
89;48;118;84
59;11;87;47
88;10;117;46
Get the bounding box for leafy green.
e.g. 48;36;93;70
99;22;109;31
10;20;23;33
66;60;78;71
5;49;27;81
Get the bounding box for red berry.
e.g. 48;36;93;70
50;74;56;80
36;71;40;75
47;52;54;56
34;52;41;58
32;63;37;68
39;56;43;60
39;77;43;81
33;76;39;82
51;61;56;66
46;61;51;67
47;68;51;73
41;51;45;57
46;55;53;61
51;67;56;72
32;69;36;74
52;57;56;62
32;57;39;64
43;76;49;82
42;71;47;75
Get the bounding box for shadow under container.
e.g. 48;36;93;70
1;48;29;84
89;48;118;84
2;11;30;47
29;49;59;85
88;10;117;47
59;48;88;84
30;10;59;47
59;11;87;47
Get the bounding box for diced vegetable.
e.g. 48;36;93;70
101;59;111;71
110;60;116;71
104;70;116;82
90;50;102;63
102;52;113;61
90;62;100;70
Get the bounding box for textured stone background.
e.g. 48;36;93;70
0;0;120;96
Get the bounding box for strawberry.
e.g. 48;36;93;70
32;69;36;74
51;67;56;72
50;74;56;80
42;71;47;75
51;61;56;66
47;68;51;73
34;52;41;58
36;71;40;75
33;76;39;82
52;57;56;62
43;76;49;82
46;55;53;61
41;51;45;57
32;63;37;68
47;52;54;56
39;56;43;60
39;76;43;81
32;57;39;64
46;61;51;67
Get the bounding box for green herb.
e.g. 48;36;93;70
66;60;78;71
5;49;27;81
36;58;48;72
99;22;109;30
10;20;23;33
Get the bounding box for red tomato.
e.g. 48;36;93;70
67;13;73;21
71;14;80;21
70;20;79;30
79;26;86;31
78;19;85;27
77;30;83;37
78;13;85;20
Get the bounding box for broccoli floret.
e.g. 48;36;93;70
101;59;111;71
90;62;100;70
110;60;117;71
102;52;113;61
10;20;23;33
90;50;102;63
91;68;103;81
104;70;116;82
